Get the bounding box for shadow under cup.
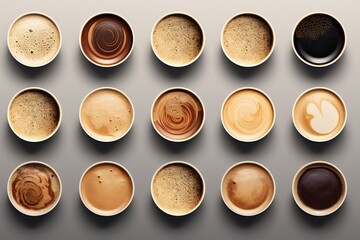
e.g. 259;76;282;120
292;13;346;67
80;13;134;67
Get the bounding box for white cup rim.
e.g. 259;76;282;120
7;12;62;68
79;87;135;142
7;87;62;143
220;161;276;216
79;161;135;217
150;161;206;216
220;12;276;67
7;161;62;216
291;12;347;68
151;12;205;68
150;87;206;142
79;12;135;68
292;161;347;216
221;87;276;142
292;87;347;142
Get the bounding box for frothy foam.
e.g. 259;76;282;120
8;13;61;66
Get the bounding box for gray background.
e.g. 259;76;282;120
0;0;358;239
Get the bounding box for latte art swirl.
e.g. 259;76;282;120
89;20;126;59
153;90;204;140
11;165;58;210
223;89;274;141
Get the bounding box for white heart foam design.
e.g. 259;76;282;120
306;100;339;134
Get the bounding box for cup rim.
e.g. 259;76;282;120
150;87;206;142
221;12;276;68
291;11;347;68
7;87;62;143
79;87;135;142
150;160;206;217
79;12;135;68
221;87;276;142
7;12;62;68
292;161;347;217
79;161;135;217
292;86;347;142
150;11;205;68
220;161;276;216
7;161;62;217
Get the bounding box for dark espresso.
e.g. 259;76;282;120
297;168;342;210
294;14;345;65
81;13;133;66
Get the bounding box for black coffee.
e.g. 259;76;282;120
297;167;342;210
294;13;345;65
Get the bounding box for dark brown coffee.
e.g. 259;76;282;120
293;13;345;66
80;13;133;66
9;162;61;215
298;167;342;210
152;89;204;141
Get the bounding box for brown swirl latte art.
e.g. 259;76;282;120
10;163;61;213
152;89;204;141
81;13;133;66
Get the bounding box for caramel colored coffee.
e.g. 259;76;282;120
222;14;274;66
152;163;204;215
293;88;346;141
8;162;61;215
80;13;133;66
8;89;61;141
152;89;204;141
222;162;275;216
222;88;274;141
8;13;61;67
152;13;204;66
293;162;347;216
80;88;134;141
80;163;133;215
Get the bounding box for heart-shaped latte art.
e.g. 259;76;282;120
306;100;339;134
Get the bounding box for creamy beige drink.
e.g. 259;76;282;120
222;88;275;142
293;88;346;142
80;88;134;142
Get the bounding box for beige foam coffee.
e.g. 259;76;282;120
8;88;62;142
8;161;62;216
221;161;275;216
293;87;347;142
222;88;275;142
80;88;134;142
151;161;205;216
222;13;275;67
80;161;134;216
152;13;205;67
8;12;61;67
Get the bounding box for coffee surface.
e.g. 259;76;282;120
152;90;204;140
152;163;203;215
81;89;133;141
9;163;61;214
222;14;273;65
293;89;346;141
8;13;61;66
297;167;342;210
222;163;274;214
81;14;133;66
9;89;60;141
294;13;345;65
81;163;133;214
222;89;274;141
152;14;203;66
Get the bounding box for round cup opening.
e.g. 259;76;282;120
151;12;205;67
79;12;134;67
